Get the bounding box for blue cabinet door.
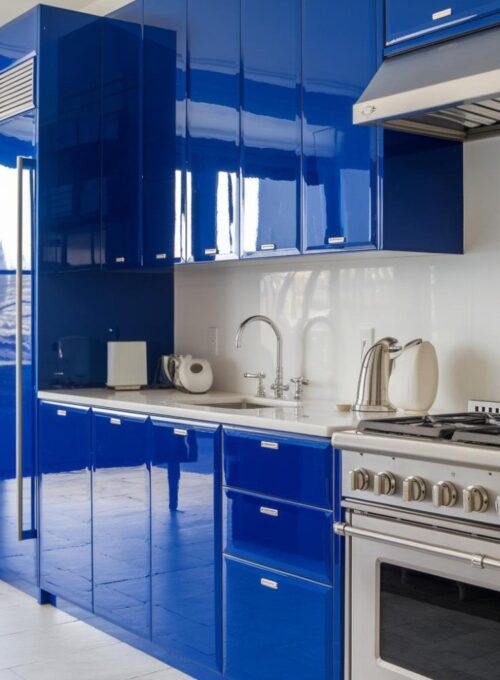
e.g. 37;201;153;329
386;0;500;46
302;0;377;252
101;8;142;269
38;9;102;271
151;418;221;671
240;0;301;257
142;17;177;267
224;557;333;680
144;0;187;264
186;0;240;262
224;489;333;584
93;411;150;637
223;427;333;508
39;402;92;608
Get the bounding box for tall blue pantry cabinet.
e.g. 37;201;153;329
0;6;103;594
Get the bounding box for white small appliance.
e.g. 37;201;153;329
161;354;213;394
107;341;148;390
388;340;438;412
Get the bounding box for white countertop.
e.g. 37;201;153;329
37;388;383;438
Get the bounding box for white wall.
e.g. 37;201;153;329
175;137;500;411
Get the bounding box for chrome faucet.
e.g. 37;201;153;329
353;337;422;412
236;315;288;399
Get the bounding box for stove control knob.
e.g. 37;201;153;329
374;471;396;496
463;485;489;514
402;476;426;502
432;481;458;508
349;468;370;492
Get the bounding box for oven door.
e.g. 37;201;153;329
340;508;500;680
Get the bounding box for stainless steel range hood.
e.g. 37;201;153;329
354;25;500;142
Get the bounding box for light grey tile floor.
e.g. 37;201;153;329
0;581;192;680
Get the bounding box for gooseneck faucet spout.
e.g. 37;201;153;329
236;315;288;399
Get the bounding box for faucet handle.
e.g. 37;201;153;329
244;372;266;398
291;377;309;401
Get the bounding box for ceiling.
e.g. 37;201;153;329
0;0;131;26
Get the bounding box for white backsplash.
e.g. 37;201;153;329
175;136;500;411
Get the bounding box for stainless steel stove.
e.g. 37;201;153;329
333;412;500;680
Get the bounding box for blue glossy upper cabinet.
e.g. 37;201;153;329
92;411;151;637
386;0;500;49
241;0;301;257
38;10;102;270
101;3;142;269
144;0;187;264
186;0;240;262
39;402;92;609
143;6;177;267
302;1;377;253
151;418;221;671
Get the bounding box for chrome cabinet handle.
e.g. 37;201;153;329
16;156;36;542
174;428;188;437
260;243;276;251
110;418;121;426
260;506;279;517
327;236;346;245
115;256;125;263
204;248;218;256
260;577;278;590
155;253;167;260
56;409;67;417
334;522;500;571
261;441;279;450
432;8;452;20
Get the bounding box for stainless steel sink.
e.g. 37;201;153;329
190;399;296;410
193;401;274;410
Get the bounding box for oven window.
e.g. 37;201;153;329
380;563;500;679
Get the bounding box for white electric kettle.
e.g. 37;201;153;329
161;354;214;394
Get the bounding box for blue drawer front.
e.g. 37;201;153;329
223;428;332;508
224;557;333;680
93;411;151;637
39;402;92;608
386;0;500;45
224;489;333;584
151;418;222;671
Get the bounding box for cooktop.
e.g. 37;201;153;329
357;413;500;447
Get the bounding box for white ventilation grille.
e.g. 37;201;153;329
0;58;35;123
468;399;500;415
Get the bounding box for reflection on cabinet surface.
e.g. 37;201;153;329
92;411;151;637
151;418;222;671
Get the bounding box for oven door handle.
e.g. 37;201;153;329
334;522;500;571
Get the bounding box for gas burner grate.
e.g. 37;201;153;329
357;413;500;441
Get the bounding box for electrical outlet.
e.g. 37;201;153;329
360;326;375;361
208;327;219;357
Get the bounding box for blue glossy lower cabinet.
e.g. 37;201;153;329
151;418;222;671
39;402;92;608
93;411;151;637
224;489;333;584
224;557;333;680
223;427;332;508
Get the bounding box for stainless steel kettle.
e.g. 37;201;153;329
353;337;422;412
